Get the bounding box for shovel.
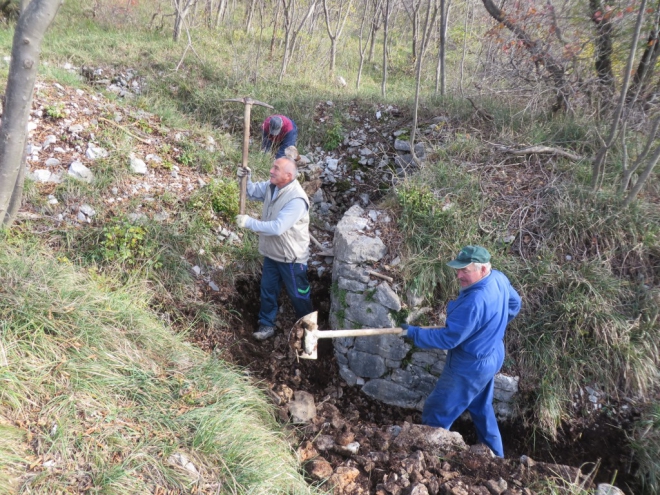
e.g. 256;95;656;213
289;311;431;360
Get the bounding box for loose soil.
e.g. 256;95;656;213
212;273;640;494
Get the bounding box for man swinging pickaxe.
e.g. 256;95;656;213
223;97;274;214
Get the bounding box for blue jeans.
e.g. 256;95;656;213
422;342;505;457
262;120;298;159
258;257;313;328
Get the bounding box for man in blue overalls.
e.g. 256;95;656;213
235;157;313;341
402;246;521;457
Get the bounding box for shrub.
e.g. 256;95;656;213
323;119;344;151
99;221;161;269
187;178;239;224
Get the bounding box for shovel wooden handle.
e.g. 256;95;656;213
310;328;407;339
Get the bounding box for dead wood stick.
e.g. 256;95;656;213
366;270;394;283
466;97;494;122
0;341;7;367
99;117;152;145
497;144;583;161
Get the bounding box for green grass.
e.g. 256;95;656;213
0;244;315;494
630;403;660;495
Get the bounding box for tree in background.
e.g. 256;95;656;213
0;0;62;227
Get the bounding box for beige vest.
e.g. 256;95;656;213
258;180;310;264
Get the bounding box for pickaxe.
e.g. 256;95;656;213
289;311;434;360
223;97;274;214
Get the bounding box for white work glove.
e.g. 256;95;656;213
235;215;251;228
236;166;251;179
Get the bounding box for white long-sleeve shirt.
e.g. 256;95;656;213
244;178;308;236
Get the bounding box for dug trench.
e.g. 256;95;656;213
201;272;641;495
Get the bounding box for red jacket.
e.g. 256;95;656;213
262;115;294;139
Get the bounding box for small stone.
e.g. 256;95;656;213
307;459;333;481
86;143;108;160
79;204;96;217
68;161;94;183
42;135;57;148
32;169;53;183
129;153;148;174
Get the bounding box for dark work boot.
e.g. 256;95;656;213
253;325;276;341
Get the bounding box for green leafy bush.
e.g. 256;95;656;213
99;221;160;268
45;103;66;119
187;178;239;223
323;119;344;150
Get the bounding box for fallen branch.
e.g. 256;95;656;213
494;144;583;161
366;270;394;283
99;117;152;145
466;97;494;122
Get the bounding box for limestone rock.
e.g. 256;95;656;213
287;390;316;423
68;161;94;183
391;422;467;456
361;380;423;409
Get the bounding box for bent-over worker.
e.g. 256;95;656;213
261;115;298;159
235;157;313;341
401;246;521;457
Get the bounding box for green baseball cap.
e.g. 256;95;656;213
446;245;491;269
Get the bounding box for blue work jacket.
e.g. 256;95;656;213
407;270;521;361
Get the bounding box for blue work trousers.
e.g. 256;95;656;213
258;257;313;328
422;342;505;457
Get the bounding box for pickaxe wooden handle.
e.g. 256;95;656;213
223;97;274;214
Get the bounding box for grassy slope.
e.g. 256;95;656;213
0;244;313;494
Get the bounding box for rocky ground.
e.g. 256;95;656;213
18;69;637;494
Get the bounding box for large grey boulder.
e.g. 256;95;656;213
361;380;423;408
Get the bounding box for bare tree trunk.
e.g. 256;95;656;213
619;114;660;205
0;0;63;227
245;0;258;31
204;0;213;28
357;0;380;89
410;0;439;161
215;0;227;27
458;0;471;96
589;0;615;97
434;0;450;95
270;0;281;59
620;116;660;193
381;0;391;97
627;4;660;103
368;0;383;62
480;0;568;112
279;0;316;80
403;0;421;65
591;0;647;190
322;0;353;77
173;0;198;41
